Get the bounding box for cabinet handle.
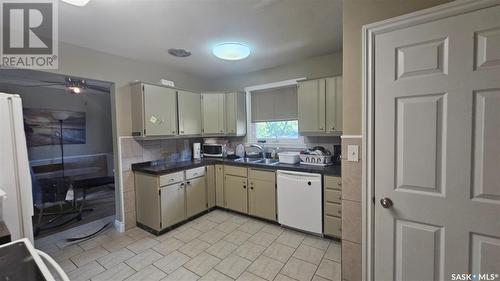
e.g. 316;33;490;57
250;186;253;190
186;181;191;185
180;130;184;133
243;185;246;189
172;131;175;134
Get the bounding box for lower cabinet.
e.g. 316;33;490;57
215;165;225;207
161;182;185;228
224;174;248;213
248;169;276;221
186;176;207;217
135;167;208;232
323;175;342;238
222;166;277;222
206;165;216;208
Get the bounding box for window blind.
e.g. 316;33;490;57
250;85;298;122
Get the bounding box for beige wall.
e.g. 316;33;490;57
210;52;342;91
51;42;213;137
342;0;453;135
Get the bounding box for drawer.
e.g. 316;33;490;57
325;189;342;204
325;202;342;217
324;215;342;237
186;166;205;179
325;176;342;190
159;171;184;186
248;168;275;181
224;165;247;177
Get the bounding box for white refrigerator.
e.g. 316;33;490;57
0;92;34;242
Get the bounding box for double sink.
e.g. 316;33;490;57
233;157;280;166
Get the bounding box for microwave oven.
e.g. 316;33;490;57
203;143;227;157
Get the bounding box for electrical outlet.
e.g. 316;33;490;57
347;145;359;162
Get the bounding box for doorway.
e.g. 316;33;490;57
363;1;500;280
0;69;116;240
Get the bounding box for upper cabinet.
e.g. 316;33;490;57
201;92;246;136
201;92;226;135
178;90;202;135
225;92;246;136
325;76;342;134
297;76;342;135
130;83;247;138
131;83;178;137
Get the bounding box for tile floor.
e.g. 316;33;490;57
35;210;341;281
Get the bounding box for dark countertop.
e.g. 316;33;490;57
132;158;341;177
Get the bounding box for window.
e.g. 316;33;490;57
255;120;298;140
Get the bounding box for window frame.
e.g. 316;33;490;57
245;78;306;147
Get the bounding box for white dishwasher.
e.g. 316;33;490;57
277;170;322;234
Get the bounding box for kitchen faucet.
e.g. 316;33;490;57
250;144;266;159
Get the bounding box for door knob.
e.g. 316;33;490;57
380;197;393;209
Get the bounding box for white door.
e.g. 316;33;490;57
374;4;500;280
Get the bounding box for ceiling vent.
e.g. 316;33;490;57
168;48;191;57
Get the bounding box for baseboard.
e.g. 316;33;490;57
114;219;125;233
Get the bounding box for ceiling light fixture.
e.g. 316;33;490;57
212;42;251;61
61;0;90;7
65;77;86;94
168;48;192;58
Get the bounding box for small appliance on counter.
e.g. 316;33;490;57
299;146;333;166
202;143;227;158
192;143;201;160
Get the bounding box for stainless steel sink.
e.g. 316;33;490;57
253;159;280;165
234;158;261;163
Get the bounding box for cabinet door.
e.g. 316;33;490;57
215;165;224;207
178;90;201;135
326;76;343;134
298;79;326;133
225;93;237;135
249;178;276;221
161;183;185;228
143;84;177;136
206;166;216;208
202;93;225;134
186;176;207;217
224;175;247;213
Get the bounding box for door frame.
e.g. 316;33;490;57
361;0;500;280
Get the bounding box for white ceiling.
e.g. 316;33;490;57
58;0;343;78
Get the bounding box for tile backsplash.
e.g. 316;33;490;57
121;137;203;171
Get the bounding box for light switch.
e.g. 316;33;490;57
347;145;359;162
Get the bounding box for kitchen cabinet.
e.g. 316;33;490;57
323;175;342;238
131;83;178;137
224;174;248;213
201;92;246;136
297;76;342;135
134;167;208;232
206;165;216;208
225;92;246;136
186;176;207;217
178;90;202;135
161;182;185;228
201;92;226;135
215;165;224;207
325;76;343;134
248;168;276;221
